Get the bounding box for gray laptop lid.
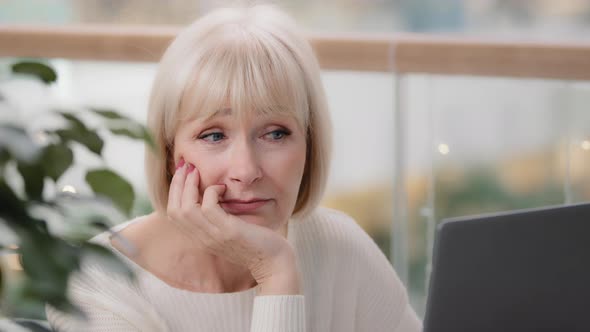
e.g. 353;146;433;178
423;203;590;332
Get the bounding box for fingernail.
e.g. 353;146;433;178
187;164;195;173
176;157;185;169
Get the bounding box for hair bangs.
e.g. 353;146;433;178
177;49;235;125
179;26;309;128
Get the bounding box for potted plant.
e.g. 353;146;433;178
0;60;153;331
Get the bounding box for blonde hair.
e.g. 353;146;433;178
145;3;332;219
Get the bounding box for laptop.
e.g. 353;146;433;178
423;202;590;332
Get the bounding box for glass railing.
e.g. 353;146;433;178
1;25;589;318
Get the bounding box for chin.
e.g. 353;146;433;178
231;213;282;231
237;215;268;226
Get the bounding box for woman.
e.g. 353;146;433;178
47;4;422;331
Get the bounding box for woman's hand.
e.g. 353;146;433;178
166;158;301;295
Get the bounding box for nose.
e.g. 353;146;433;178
228;139;262;185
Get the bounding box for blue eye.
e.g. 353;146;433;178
265;129;290;140
199;132;225;142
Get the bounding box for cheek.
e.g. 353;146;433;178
199;162;226;192
268;145;307;196
181;149;225;192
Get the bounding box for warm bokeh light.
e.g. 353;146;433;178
33;130;49;145
438;143;450;155
582;140;590;151
61;185;77;194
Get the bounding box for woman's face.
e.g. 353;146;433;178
171;107;307;230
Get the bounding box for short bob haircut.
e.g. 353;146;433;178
145;4;332;219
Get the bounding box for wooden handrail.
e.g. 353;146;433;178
393;34;590;81
0;25;177;63
1;24;590;80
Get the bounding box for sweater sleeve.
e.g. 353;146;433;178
349;219;422;332
250;295;306;332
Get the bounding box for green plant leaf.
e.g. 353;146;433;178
55;128;103;156
8;275;69;320
53;112;104;155
89;108;129;121
42;143;74;181
11;61;57;84
90;107;156;150
109;127;140;139
19;234;79;302
0;179;29;224
19;233;81;314
86;169;134;216
57;112;88;131
17;162;45;201
0;147;10;166
109;126;156;149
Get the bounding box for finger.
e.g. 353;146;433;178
182;175;224;247
179;164;219;238
181;163;200;210
167;159;187;215
201;185;241;245
201;184;230;223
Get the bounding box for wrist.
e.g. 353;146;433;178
255;248;302;295
257;269;301;295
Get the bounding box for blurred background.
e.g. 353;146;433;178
1;0;590;318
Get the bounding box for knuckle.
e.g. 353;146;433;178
167;210;178;221
179;209;191;220
200;204;212;217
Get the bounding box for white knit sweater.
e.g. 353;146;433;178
46;207;422;331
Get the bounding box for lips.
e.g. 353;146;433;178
220;199;271;214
